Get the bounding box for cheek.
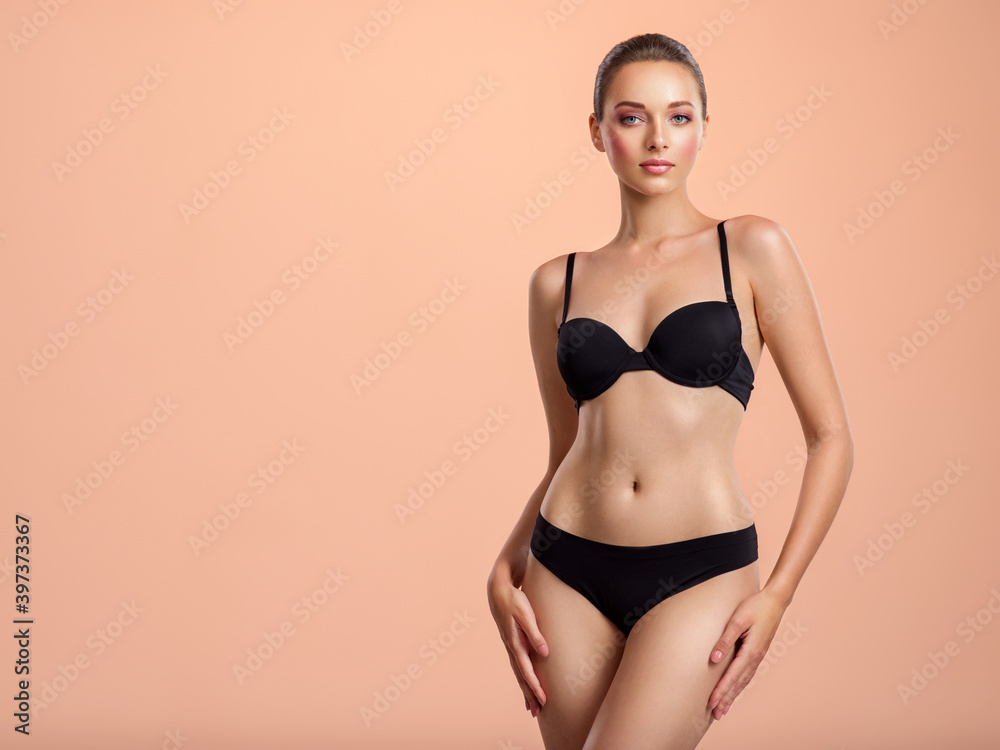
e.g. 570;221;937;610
675;134;700;161
605;130;631;159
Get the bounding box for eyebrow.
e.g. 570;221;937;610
613;100;693;110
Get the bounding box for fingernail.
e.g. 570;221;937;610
712;650;723;661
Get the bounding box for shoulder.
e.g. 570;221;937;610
724;214;794;257
528;252;574;306
723;214;803;283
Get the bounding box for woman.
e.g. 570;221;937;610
486;33;853;749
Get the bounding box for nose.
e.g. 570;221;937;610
647;120;666;149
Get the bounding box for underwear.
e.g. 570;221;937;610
556;220;755;411
529;511;758;638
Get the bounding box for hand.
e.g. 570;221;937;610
707;587;787;720
487;575;549;717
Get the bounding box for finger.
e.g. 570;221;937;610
508;651;543;717
715;670;751;719
507;651;542;712
710;621;747;663
509;620;548;705
708;639;749;714
512;592;550;657
712;646;762;719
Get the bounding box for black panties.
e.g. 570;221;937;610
529;511;757;638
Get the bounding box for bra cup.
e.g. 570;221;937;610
553;224;755;410
557;319;632;395
645;303;743;384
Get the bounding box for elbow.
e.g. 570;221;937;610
806;423;854;472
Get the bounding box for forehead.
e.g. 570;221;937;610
606;60;698;108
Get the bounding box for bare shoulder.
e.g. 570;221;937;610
723;214;797;266
528;252;573;326
529;252;571;293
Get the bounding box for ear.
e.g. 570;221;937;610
589;113;606;153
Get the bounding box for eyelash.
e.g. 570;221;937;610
619;114;691;125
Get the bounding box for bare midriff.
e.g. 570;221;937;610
539;371;757;546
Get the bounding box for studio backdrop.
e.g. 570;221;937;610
2;1;997;748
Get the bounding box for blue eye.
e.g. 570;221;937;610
619;115;640;125
672;114;691;124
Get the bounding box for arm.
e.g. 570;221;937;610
751;222;854;607
488;255;579;591
708;216;854;718
487;254;580;717
754;217;854;605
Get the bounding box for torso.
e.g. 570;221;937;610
539;216;765;545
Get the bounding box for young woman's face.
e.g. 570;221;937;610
591;60;708;193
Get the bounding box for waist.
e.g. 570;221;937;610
541;455;753;546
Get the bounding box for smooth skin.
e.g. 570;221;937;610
487;59;853;748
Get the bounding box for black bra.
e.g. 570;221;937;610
556;221;754;411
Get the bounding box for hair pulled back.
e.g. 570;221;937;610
593;33;707;124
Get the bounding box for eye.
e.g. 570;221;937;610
671;114;692;124
619;114;641;125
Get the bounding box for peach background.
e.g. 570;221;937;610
2;1;998;748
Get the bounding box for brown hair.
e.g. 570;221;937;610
593;33;707;124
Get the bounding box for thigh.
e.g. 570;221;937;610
521;552;627;750
583;562;760;750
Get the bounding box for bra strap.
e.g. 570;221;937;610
560;252;576;329
717;221;736;306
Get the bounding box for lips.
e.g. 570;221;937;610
640;159;673;174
